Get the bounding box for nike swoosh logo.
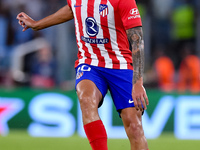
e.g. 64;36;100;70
74;4;82;7
129;99;134;103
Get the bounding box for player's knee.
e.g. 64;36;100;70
78;93;98;114
79;92;97;107
127;122;144;140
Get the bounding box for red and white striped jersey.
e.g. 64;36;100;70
67;0;142;69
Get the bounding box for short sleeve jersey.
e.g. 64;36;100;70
67;0;142;69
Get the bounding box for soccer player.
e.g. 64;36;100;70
17;0;149;150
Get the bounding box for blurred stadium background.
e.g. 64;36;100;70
0;0;200;149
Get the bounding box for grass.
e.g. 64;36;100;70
0;130;200;150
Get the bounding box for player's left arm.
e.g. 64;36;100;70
126;26;149;111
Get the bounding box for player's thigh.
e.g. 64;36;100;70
76;79;102;108
75;64;108;108
76;80;103;125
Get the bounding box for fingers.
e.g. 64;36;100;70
18;20;25;27
22;26;29;32
16;12;30;31
18;20;29;31
132;96;143;111
17;13;27;24
132;97;139;111
16;12;27;20
140;96;146;110
144;93;149;106
132;94;149;111
135;96;144;111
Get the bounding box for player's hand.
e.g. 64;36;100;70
16;12;36;32
132;82;149;111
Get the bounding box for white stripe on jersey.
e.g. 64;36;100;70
71;0;86;64
94;0;113;68
81;0;99;66
107;1;128;69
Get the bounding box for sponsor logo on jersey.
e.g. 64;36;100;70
99;4;109;17
81;36;109;44
128;8;140;20
130;8;139;15
82;17;109;44
86;17;99;37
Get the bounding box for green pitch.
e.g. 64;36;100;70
0;130;200;150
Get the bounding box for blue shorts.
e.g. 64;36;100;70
75;64;135;113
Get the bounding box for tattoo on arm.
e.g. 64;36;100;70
126;27;144;84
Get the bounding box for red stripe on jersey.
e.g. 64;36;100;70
67;0;72;8
87;0;94;20
88;0;106;68
100;0;120;69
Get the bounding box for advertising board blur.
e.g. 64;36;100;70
0;88;200;139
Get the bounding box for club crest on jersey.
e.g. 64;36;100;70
99;4;108;17
76;71;84;79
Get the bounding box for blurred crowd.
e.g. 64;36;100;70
0;0;200;93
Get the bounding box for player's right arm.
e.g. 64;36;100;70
16;5;74;32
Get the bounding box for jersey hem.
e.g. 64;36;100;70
75;62;133;70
